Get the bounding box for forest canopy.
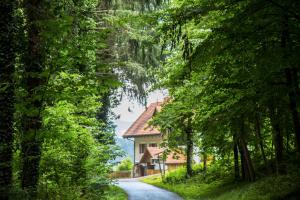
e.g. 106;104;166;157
0;0;154;198
150;0;300;182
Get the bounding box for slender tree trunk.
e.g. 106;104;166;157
233;134;240;180
281;13;300;152
285;68;300;152
21;0;46;196
203;152;207;172
254;114;268;167
237;120;255;181
186;118;193;178
162;157;166;176
239;137;255;181
0;0;17;193
269;103;285;175
239;145;245;180
158;156;164;180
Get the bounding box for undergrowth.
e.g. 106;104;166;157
142;164;300;200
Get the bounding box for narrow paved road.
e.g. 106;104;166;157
117;178;183;200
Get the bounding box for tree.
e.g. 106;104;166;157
150;0;300;182
20;1;48;195
116;157;133;171
0;0;18;193
151;99;195;178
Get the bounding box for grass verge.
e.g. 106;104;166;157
102;185;127;200
142;171;300;200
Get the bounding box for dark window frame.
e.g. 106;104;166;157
139;144;147;154
149;143;157;147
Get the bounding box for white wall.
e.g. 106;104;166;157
134;135;162;163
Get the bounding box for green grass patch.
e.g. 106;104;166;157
7;184;128;200
142;170;300;200
102;185;127;200
79;184;127;200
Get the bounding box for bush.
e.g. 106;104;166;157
199;162;231;183
116;157;133;171
164;164;215;184
165;167;187;183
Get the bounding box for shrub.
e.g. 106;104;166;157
165;167;187;183
116;157;133;171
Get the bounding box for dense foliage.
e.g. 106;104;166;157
1;0;300;199
116;157;133;171
110;0;300;190
0;0;143;199
149;0;300;184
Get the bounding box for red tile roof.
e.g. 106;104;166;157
140;147;186;164
123;102;163;138
147;147;164;157
165;152;186;164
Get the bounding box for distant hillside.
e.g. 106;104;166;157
115;137;134;163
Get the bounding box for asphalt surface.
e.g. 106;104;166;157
117;178;183;200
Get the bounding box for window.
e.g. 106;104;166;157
149;143;157;147
139;144;147;154
152;159;159;164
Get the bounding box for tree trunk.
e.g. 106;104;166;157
269;103;285;175
21;0;46;196
239;145;245;180
162;157;166;176
158;155;164;180
285;68;300;152
237;120;255;181
254;114;268;167
239;137;255;181
281;13;300;152
203;152;207;172
233;134;240;180
186;118;193;178
0;0;17;193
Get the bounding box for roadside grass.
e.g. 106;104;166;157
102;185;127;200
77;184;127;200
8;184;128;200
142;168;300;200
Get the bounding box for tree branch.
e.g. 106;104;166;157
265;0;300;21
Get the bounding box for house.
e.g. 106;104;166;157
122;100;186;177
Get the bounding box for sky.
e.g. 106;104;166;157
113;90;167;137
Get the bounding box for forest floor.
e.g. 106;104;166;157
141;171;300;200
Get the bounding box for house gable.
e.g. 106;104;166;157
123;102;163;138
